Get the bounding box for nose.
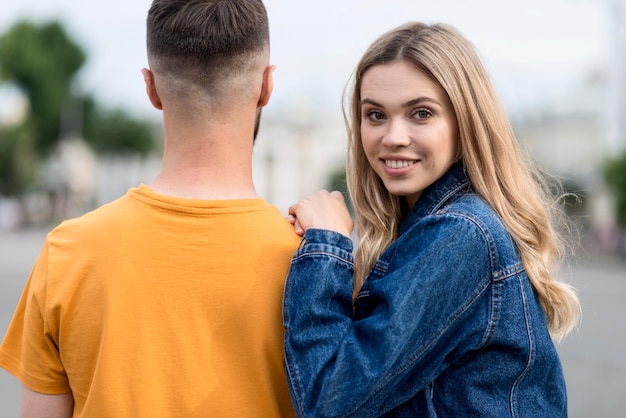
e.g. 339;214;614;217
381;119;411;148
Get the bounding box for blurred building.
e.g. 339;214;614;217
253;104;346;214
512;71;611;247
512;72;606;188
607;0;626;153
512;0;626;252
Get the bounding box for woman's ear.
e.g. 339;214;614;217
257;64;276;107
141;68;163;110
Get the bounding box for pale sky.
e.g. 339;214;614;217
0;0;611;122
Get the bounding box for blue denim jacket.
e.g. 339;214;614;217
283;164;567;417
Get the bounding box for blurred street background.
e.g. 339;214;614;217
1;0;625;416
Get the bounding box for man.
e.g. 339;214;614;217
0;1;299;416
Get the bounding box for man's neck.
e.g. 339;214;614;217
147;173;259;201
149;112;260;200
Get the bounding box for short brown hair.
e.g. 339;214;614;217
146;0;269;95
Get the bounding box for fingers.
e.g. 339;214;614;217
329;190;346;202
286;190;353;237
293;218;304;236
286;214;304;236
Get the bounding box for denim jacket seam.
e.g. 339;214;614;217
371;260;389;275
284;344;307;416
363;260;389;282
427;179;471;215
437;208;524;280
436;207;504;278
282;276;308;417
480;280;500;349
492;262;525;281
481;265;525;348
292;249;354;266
508;273;536;418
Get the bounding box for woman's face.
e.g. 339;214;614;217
360;60;459;210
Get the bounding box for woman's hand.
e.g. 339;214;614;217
287;190;354;237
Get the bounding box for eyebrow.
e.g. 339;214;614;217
361;96;442;108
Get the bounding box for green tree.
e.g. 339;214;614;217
0;20;85;153
603;150;626;230
82;96;156;156
0;19;157;199
0;126;37;196
327;165;353;215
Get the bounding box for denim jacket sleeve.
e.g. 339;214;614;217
283;214;496;417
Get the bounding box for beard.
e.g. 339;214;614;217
253;108;262;144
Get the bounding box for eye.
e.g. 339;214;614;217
364;109;386;122
412;108;432;120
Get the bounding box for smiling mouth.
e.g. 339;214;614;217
384;160;416;169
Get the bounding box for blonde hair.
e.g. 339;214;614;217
344;22;579;341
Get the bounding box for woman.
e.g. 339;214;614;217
285;22;580;417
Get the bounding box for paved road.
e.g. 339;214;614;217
0;228;624;417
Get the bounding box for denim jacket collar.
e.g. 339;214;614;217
399;162;471;235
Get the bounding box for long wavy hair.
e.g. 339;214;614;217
345;22;579;341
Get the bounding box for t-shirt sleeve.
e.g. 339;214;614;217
0;239;71;394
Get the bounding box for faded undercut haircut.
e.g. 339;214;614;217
146;0;269;101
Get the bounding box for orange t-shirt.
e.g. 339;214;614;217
0;185;299;417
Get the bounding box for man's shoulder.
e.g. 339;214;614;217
48;192;134;242
246;203;301;247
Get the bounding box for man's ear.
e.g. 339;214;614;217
141;68;163;110
257;64;275;107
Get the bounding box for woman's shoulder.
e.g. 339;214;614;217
435;193;521;265
400;193;501;250
438;193;505;232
